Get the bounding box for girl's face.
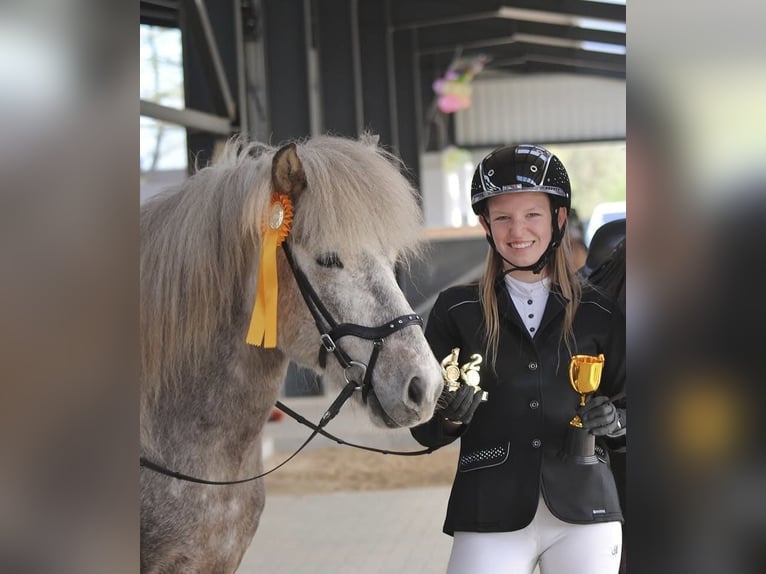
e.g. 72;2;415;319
480;192;566;281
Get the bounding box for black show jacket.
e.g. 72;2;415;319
411;281;625;535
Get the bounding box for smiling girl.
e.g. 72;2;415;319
412;144;626;574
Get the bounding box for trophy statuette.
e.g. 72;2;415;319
441;348;488;401
561;353;605;464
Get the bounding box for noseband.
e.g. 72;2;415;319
282;242;422;403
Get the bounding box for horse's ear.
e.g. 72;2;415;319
359;132;380;148
271;143;306;202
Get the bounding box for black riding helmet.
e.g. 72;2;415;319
471;144;572;274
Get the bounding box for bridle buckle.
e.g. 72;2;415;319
320;333;337;352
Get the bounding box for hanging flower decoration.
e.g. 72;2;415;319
246;192;294;348
432;54;489;114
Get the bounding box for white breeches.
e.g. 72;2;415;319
447;495;622;574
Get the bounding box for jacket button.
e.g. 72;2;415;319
531;439;542;448
528;361;538;371
529;400;540;409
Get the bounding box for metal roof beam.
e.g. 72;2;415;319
140;100;232;135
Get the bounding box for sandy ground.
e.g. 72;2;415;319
263;446;459;495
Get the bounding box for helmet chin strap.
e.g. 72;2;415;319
485;232;553;275
482;209;564;276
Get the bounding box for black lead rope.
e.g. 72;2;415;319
139;382;440;485
140;381;361;485
274;400;439;457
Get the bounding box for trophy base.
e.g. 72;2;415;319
560;426;599;465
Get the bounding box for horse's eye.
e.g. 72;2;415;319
316;253;344;269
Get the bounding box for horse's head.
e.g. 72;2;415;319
249;137;443;428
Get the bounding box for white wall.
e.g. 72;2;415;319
455;74;626;146
420;150;479;229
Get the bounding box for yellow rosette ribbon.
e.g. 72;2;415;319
246;193;294;348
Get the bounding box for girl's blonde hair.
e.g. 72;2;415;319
478;205;583;370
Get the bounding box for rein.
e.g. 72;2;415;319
140;241;439;485
139;381;440;486
274;399;439;457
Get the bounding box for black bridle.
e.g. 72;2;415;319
281;242;423;402
140;241;439;485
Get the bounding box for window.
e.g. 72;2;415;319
140;25;187;175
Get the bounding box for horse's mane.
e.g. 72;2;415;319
140;134;425;395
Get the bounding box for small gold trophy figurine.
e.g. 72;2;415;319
441;348;462;392
562;354;605;464
441;348;488;401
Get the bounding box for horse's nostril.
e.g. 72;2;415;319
407;376;425;407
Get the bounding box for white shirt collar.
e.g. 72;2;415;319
503;274;551;298
503;274;551;337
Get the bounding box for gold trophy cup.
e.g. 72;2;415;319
441;348;488;401
562;354;605;464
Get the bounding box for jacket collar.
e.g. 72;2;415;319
496;279;567;339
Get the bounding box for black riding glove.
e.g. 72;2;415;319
438;384;483;424
577;395;625;437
